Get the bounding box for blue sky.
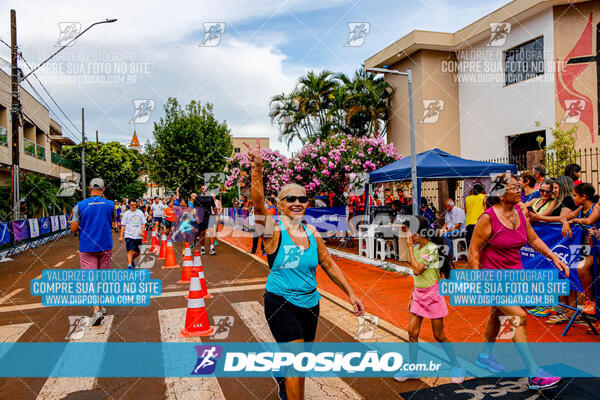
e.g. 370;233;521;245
0;0;511;155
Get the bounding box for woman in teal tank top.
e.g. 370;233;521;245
244;140;365;400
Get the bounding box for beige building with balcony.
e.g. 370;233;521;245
231;136;269;155
0;69;76;186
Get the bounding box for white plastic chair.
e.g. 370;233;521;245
452;237;468;261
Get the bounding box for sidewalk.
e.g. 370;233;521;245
221;232;599;344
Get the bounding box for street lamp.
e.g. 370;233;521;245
10;15;117;219
20;18;118;82
365;66;418;216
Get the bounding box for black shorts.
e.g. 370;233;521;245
125;238;142;252
164;220;173;229
263;292;319;342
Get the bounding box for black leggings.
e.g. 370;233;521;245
264;292;319;342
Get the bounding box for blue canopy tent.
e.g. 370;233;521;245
367;148;517;213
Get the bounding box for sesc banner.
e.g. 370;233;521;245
28;219;39;239
50;216;59;232
520;223;584;292
304;207;347;235
39;217;50;235
59;215;67;230
12;220;28;242
0;222;10;246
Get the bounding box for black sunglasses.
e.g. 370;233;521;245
539;189;552;194
283;195;308;204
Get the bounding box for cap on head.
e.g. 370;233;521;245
90;178;105;190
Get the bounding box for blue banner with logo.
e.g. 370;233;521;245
0;222;10;246
304;207;347;234
520;223;583;292
39;217;50;235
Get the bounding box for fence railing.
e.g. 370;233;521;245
51;151;76;170
482;148;600;188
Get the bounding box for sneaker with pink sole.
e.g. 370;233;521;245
528;368;560;390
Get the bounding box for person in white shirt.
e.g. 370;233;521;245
150;197;166;232
119;199;146;269
440;199;466;260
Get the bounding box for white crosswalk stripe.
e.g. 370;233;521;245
36;316;113;400
0;322;33;359
158;308;226;400
231;301;364;400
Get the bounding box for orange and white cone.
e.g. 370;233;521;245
180;271;214;337
186;253;211;299
177;256;194;283
158;234;168;260
142;229;148;243
150;230;160;254
162;240;179;269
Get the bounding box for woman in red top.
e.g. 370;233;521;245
469;174;568;390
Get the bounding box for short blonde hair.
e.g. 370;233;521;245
278;183;306;201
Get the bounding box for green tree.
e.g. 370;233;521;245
144;98;233;193
270;69;393;147
62;141;146;200
540;122;578;177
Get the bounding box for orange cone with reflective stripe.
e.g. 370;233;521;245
142;229;148;243
180;271;214;337
162;240;178;269
177;256;194;283
150;230;160;254
158;234;168;260
186;251;211;299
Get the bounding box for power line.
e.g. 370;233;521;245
19;54;82;138
0;36;9;49
21;77;81;145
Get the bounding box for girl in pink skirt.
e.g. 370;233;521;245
394;216;464;383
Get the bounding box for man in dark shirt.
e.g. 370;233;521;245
192;186;217;255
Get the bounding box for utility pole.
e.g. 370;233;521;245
95;129;98;151
10;9;20;221
81;107;86;199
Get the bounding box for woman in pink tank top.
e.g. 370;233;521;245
468;174;569;390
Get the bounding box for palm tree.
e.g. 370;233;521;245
270;69;393;147
20;173;59;217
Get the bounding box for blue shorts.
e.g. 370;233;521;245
125;238;142;252
153;217;162;223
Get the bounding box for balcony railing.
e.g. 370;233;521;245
0;126;6;146
24;138;35;156
36;144;45;160
51;151;76;170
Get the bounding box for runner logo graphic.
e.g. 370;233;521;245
497;316;519;339
487;23;511;47
57;172;81;197
192;345;222;375
56;22;81;47
561;99;586;123
280;245;304;269
420;100;444;123
204;173;225;196
129;99;155;124
355;315;379;340
200;23;226;47
344;23;370;47
65;316;89;340
211;316;234;339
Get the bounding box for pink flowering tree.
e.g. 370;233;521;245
224;148;292;196
289;135;401;202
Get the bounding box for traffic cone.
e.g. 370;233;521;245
185;252;211;299
142;229;148;243
180;271;214;337
158;234;168;260
177;257;194;283
183;243;192;259
162;240;179;269
150;230;160;254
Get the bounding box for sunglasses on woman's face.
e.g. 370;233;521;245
284;195;308;204
539;188;552;194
